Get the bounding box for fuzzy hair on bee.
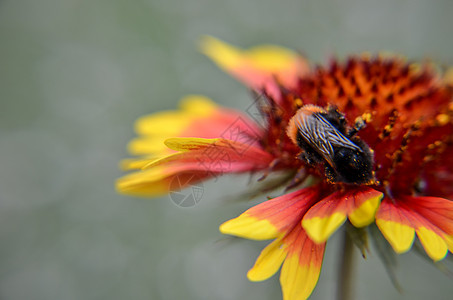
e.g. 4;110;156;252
287;104;374;185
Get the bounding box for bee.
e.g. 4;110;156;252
287;104;374;185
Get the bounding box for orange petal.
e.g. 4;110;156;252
302;187;383;243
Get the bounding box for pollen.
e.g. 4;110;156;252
436;114;450;126
361;112;372;123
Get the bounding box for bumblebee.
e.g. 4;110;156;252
287;104;374;185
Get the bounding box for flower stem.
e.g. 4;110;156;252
337;228;355;300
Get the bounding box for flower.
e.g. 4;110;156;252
117;37;453;299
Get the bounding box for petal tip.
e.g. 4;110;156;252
247;239;287;282
376;219;415;253
199;36;241;70
219;215;279;240
416;227;449;261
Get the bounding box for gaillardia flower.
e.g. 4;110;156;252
117;37;453;299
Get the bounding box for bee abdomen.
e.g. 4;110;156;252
332;147;373;184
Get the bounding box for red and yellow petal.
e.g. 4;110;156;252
118;137;274;196
245;222;325;299
302;187;383;244
130;95;216;156
375;202;415;253
376;196;453;261
220;187;321;240
116;164;209;197
200;36;309;102
128;95;261;157
416;227;448;261
146;137;274;171
220;186;326;299
280;225;325;300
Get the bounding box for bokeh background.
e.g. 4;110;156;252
1;0;453;299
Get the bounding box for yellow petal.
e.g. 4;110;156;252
179;95;218;114
245;45;301;72
444;235;453;252
376;219;415;253
116;166;172;196
200;36;302;73
127;136;172;156
120;157;158;170
348;193;382;227
164;137;220;152
302;212;346;244
247;239;287;281
416;227;448;261
280;254;320;300
200;36;243;70
135;111;192;136
219;213;279;240
134;95;217;136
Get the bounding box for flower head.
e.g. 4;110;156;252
117;37;453;299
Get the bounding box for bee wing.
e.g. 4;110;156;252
315;115;363;151
296;113;362;167
295;113;336;166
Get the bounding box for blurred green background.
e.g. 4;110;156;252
1;0;452;299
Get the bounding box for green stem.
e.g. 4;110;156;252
337;229;355;300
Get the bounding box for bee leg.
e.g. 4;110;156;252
257;158;280;181
299;152;313;165
284;167;308;192
324;165;338;183
299;149;323;166
348;116;367;137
